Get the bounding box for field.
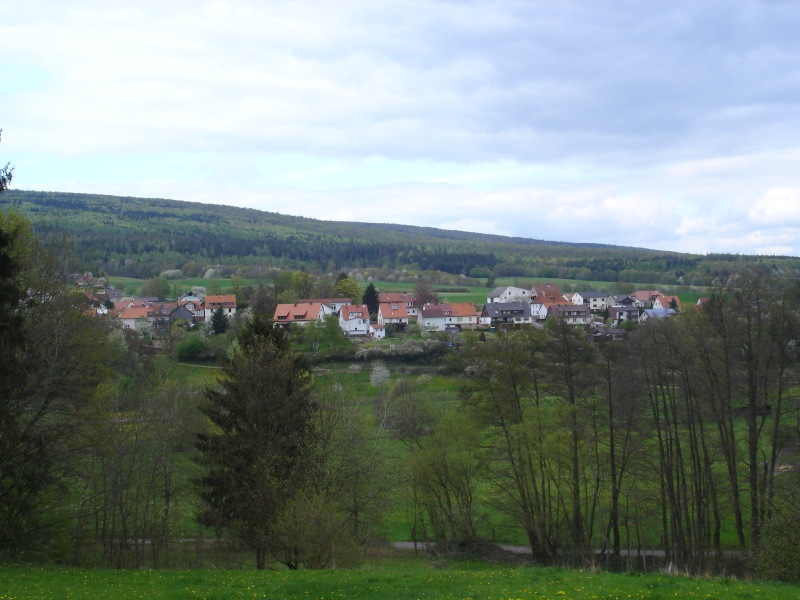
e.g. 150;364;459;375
2;560;797;599
107;276;706;307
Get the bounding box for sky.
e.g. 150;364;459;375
2;1;800;256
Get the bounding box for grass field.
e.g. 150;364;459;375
1;560;796;599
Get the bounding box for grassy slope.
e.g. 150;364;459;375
1;562;796;599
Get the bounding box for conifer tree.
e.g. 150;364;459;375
195;315;316;569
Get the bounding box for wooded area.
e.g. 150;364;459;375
1;196;799;581
6;190;799;286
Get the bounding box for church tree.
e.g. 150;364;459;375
195;315;316;569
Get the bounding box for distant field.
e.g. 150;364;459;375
1;562;796;599
108;276;706;308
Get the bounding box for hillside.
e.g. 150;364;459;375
3;189;798;285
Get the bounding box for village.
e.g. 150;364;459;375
83;275;692;343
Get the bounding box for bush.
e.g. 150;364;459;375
174;334;207;360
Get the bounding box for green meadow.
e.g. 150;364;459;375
2;561;797;600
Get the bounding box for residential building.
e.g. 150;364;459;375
548;304;592;325
377;302;410;331
273;302;328;328
608;304;640;326
418;302;479;331
571;291;608;311
204;294;237;322
339;304;371;337
486;286;531;304
481;302;536;326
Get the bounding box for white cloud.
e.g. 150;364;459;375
3;1;800;256
749;188;800;226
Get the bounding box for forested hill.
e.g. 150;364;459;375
3;189;798;285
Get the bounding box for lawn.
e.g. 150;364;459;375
1;561;796;599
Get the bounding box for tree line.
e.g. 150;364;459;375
2;197;800;577
7;189;800;285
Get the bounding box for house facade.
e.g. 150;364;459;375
608;305;640;326
486;286;531;304
377;302;409;330
481;302;535;326
339;304;371;337
419;302;479;331
548;304;592;325
273;302;328;328
204;294;237;322
572;291;608;311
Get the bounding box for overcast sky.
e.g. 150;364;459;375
2;1;800;256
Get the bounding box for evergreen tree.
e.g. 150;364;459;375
362;282;379;316
195;316;316;569
210;306;229;334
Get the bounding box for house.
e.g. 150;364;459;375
532;283;564;303
203;294;237;323
377;302;410;331
571;291;608;311
548;304;592;325
379;292;420;319
369;323;386;340
653;295;682;311
608;305;640;326
273;302;328;328
486;286;531;304
418;302;479;331
606;294;636;307
530;302;548;321
630;290;663;309
481;302;536;327
639;308;677;323
169;305;196;324
120;306;154;331
305;297;352;313
339;304;371;337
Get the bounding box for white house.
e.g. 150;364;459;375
369;323;386;340
339;304;371;337
548;304;592;325
571;291;608;311
204;294;237;323
486;286;531;304
419;302;479;331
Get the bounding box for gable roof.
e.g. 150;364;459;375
273;302;323;322
482;302;532;318
340;304;369;320
205;294;237;308
379;302;409;319
120;306;152;320
532;283;563;302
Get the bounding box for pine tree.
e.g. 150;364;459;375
210;306;229;334
362;282;379;317
195;315;316;569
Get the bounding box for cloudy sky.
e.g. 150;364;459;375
2;1;800;256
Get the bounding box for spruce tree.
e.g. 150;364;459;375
195;315;316;569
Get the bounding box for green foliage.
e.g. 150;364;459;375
0;211;112;556
3;563;799;599
210;306;229;335
362;282;380;316
195;316;316;569
174;334;207;360
11;189;796;287
335;275;362;303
